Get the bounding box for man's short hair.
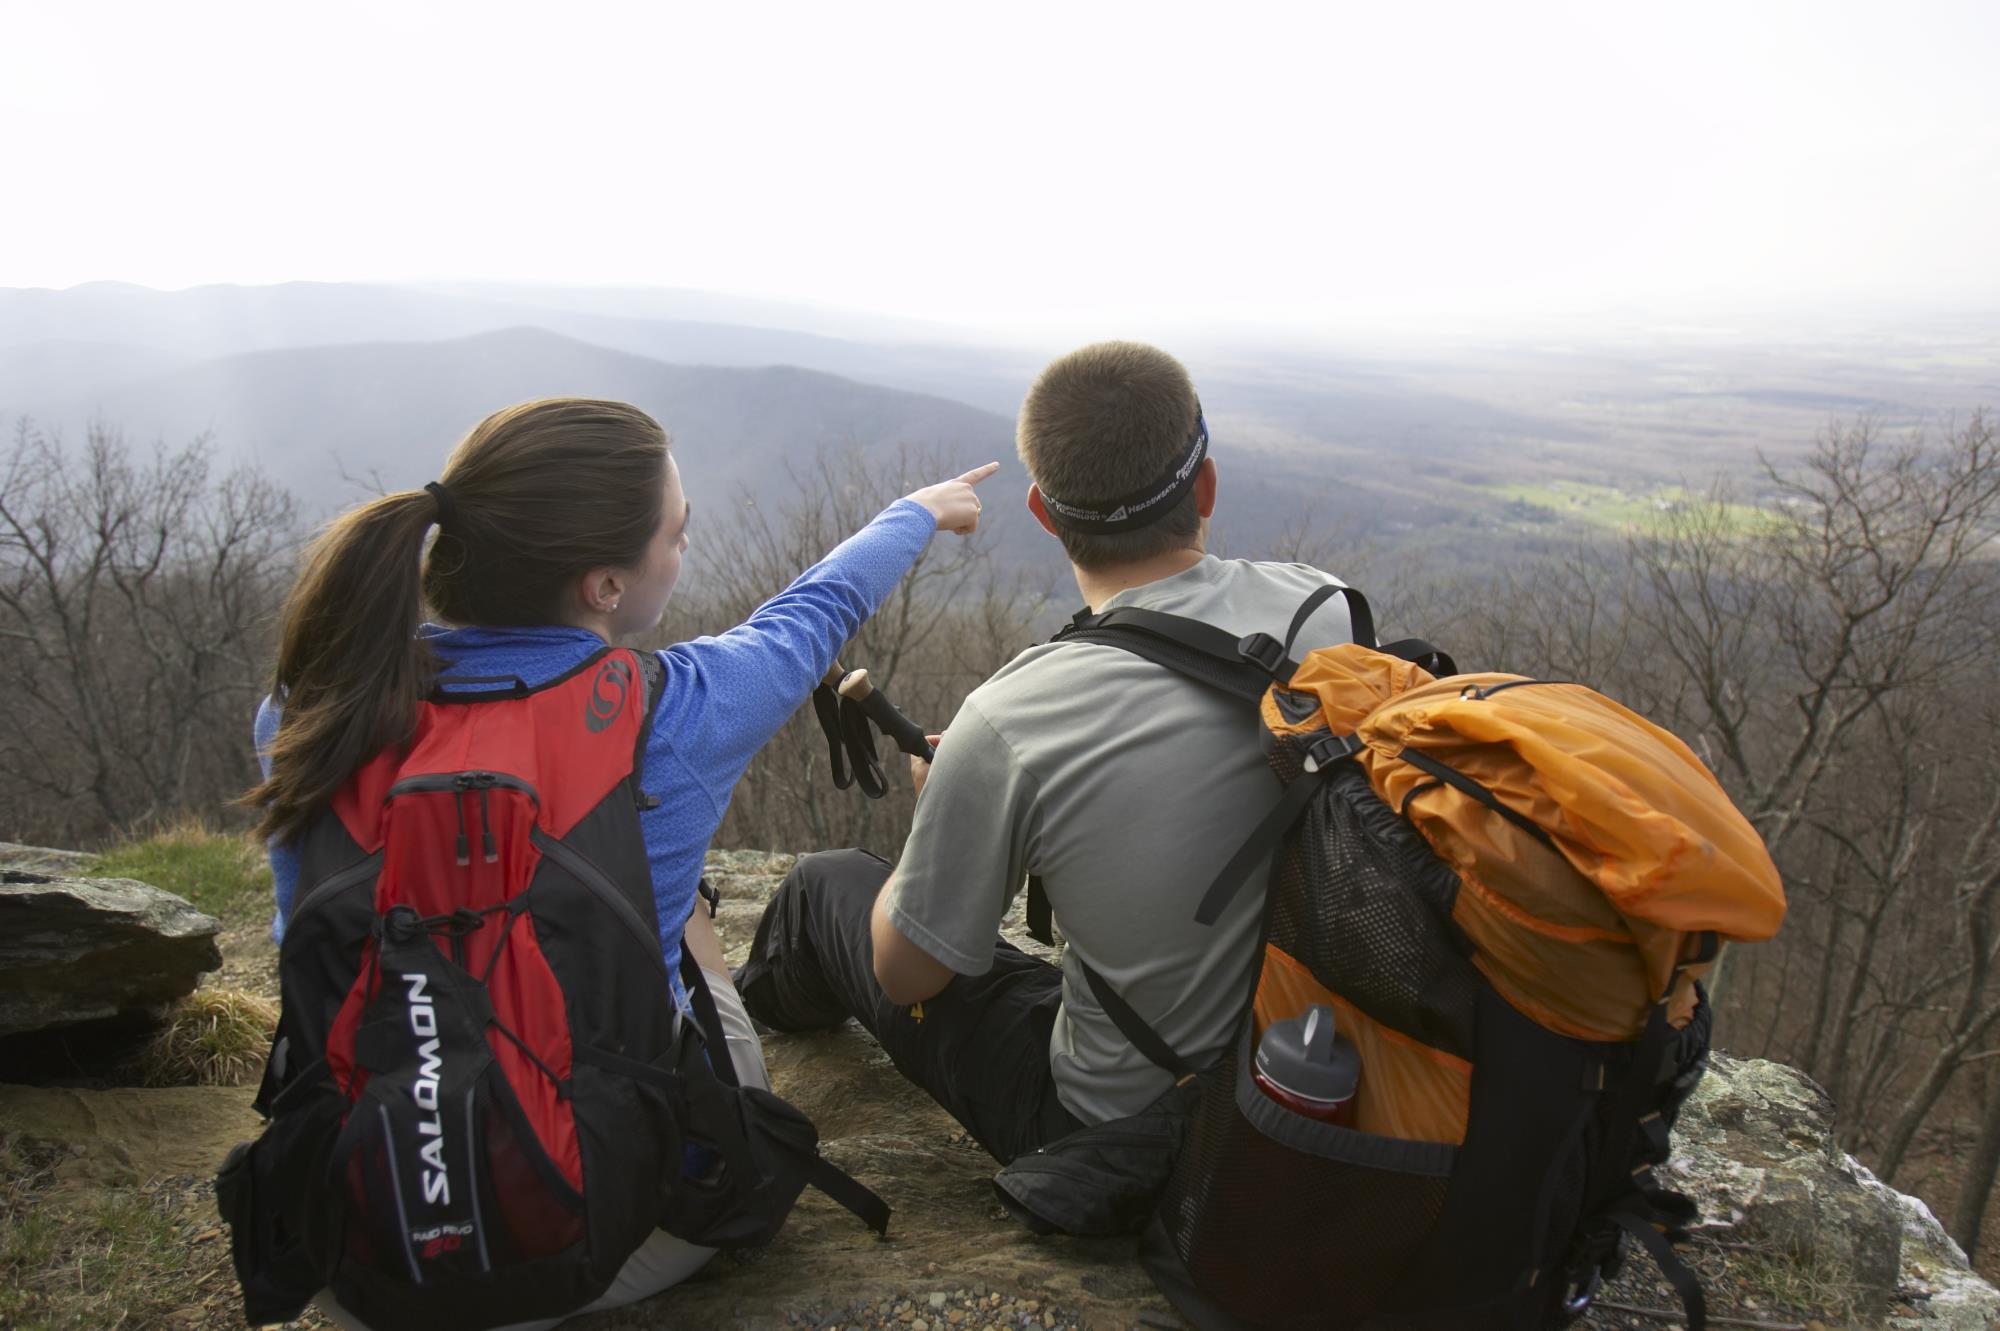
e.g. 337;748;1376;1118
1017;341;1205;571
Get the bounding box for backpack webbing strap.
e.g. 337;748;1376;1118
1380;638;1458;678
1606;1207;1706;1331
1392;747;1557;850
1193;733;1364;925
677;954;894;1235
1282;583;1372;656
806;1155;893;1235
681;952;741;1089
1076;956;1198;1083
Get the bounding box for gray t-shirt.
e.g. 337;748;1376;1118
886;556;1350;1124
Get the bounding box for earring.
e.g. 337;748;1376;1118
608;600;620;611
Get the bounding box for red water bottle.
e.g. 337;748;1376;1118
1252;1004;1360;1126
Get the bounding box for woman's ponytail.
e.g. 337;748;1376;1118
244;398;669;843
245;488;441;843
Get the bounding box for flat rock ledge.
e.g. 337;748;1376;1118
0;866;222;1039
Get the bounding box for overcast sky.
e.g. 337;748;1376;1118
2;0;1996;334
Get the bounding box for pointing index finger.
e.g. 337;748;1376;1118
956;462;1001;486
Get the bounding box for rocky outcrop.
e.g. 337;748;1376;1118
1671;1053;2000;1330
0;842;97;876
0;868;222;1039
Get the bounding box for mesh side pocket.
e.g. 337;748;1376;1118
1270;765;1480;1060
1157;1041;1456;1331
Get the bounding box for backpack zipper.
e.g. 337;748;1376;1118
385;771;539;866
530;830;669;977
1459;679;1572;702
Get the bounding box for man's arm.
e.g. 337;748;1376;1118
871;867;956;1004
869;699;1042;1005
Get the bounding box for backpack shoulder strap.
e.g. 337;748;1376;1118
1049;581;1383;698
631;650;666;808
1053;609;1274;701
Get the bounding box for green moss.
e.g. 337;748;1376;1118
90;819;271;922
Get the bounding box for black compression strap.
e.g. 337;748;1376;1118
1038;410;1209;534
1393;747;1556;850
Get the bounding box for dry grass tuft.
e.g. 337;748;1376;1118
138;988;279;1088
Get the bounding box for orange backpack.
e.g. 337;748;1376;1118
1047;584;1784;1331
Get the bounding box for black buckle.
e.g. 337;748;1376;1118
1237;632;1287;675
1304;733;1364;771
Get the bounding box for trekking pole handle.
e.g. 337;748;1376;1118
837;669;937;763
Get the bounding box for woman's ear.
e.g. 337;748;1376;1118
576;567;627;615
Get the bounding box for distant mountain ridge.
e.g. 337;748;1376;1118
18;325;1020;513
0;280;1040;413
6;279;1973;563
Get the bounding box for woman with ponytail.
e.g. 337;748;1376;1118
244;398;994;1330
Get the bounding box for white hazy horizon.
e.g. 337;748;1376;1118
3;1;1997;338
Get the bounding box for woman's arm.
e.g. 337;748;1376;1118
253;694;303;943
653;464;995;796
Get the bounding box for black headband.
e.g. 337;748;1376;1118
1039;410;1209;535
424;481;456;531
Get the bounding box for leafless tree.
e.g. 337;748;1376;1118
0;420;296;842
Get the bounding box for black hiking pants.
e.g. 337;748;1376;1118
734;848;1084;1164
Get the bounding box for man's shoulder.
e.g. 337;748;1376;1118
1127;557;1348;644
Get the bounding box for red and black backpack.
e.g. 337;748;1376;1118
219;647;887;1331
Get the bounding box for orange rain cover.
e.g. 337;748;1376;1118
1264;644;1786;1041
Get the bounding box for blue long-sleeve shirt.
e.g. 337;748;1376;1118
256;498;937;1004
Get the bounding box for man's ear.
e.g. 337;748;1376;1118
1193;457;1218;519
1026;485;1061;538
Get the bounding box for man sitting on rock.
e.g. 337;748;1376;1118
735;340;1352;1192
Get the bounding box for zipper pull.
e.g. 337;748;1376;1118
452;786;471;866
479;783;498;863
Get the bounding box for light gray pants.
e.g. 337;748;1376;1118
318;969;772;1331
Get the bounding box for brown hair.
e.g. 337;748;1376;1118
245;399;669;843
1016;340;1205;570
